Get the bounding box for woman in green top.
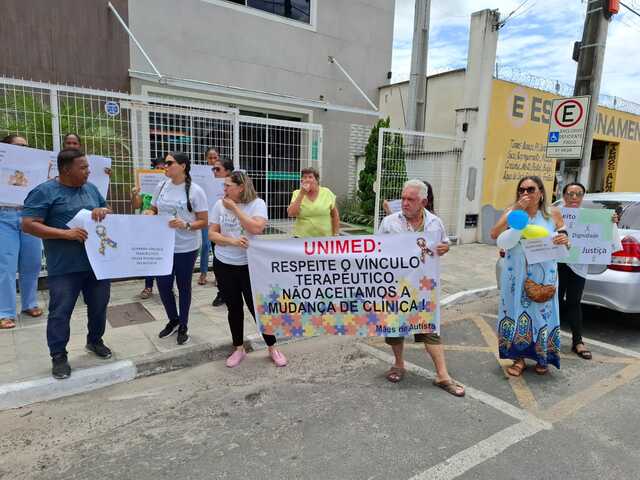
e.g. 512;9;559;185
287;167;340;237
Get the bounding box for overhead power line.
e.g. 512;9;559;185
620;1;640;18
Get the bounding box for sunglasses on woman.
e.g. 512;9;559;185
565;191;584;198
518;186;537;195
165;160;175;167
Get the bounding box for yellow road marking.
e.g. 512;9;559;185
403;343;494;353
540;363;640;423
470;315;539;412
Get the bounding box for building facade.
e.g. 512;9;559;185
1;0;395;202
379;73;640;243
127;0;394;197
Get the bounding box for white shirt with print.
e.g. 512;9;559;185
151;180;208;253
210;198;268;266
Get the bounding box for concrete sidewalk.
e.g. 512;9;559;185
0;242;498;410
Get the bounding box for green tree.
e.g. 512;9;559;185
357;118;389;216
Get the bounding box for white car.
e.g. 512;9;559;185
496;192;640;314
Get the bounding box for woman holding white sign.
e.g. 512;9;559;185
147;152;208;345
558;182;620;360
490;176;569;376
209;170;288;368
0;135;43;330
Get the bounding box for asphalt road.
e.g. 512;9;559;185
2;294;640;480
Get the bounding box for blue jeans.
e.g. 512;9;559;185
47;270;111;356
144;276;155;289
156;250;198;327
0;207;42;318
199;229;210;273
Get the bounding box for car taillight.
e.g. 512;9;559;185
609;236;640;272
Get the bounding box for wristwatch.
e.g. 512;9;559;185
185;222;192;231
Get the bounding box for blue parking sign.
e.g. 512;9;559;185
548;131;560;143
104;101;120;117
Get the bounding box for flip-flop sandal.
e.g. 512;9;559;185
433;379;466;397
0;318;16;329
507;361;526;377
385;366;405;383
21;307;43;318
572;345;592;360
139;288;153;299
197;276;207;285
534;364;549;375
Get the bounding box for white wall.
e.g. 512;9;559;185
378;70;466;136
128;0;393;110
127;0;394;197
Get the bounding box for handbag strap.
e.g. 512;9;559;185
525;258;546;284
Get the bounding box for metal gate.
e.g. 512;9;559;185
0;77;323;235
374;128;463;240
0;77;238;214
238;115;322;235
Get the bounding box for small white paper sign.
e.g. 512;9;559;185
66;208;93;229
0;143;54;205
137;169;166;196
66;211;176;280
386;199;402;214
522;238;569;264
49;154;112;199
191;165;225;209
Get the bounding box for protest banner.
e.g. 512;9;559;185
247;232;441;338
560;207;616;264
67;210;175;280
0;142;54;205
190;165;225;209
522;237;569;264
136;168;166;195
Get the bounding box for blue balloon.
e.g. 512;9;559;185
507;210;528;230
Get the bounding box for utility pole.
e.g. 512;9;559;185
573;0;612;187
406;0;431;132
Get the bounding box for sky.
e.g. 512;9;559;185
392;0;640;105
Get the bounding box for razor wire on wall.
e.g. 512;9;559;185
496;65;640;116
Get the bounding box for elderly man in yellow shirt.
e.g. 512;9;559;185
287;167;340;237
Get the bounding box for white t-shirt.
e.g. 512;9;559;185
151;179;208;253
209;198;268;266
378;209;449;244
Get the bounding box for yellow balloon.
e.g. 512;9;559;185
521;224;550;239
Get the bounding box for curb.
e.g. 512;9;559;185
0;286;499;412
441;286;498;308
0;341;232;412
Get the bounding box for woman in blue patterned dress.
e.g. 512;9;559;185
490;176;570;376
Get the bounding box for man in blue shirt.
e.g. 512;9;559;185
22;149;113;380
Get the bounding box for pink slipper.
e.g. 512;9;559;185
225;349;246;368
270;349;288;367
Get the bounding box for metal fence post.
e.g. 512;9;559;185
49;88;61;151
